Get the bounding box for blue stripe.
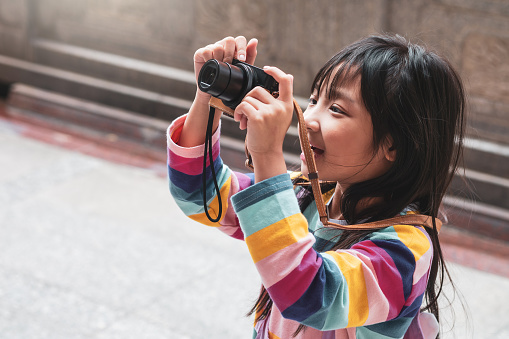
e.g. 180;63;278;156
231;173;293;212
284;254;349;330
398;294;424;318
169;166;230;210
235;188;301;237
372;239;416;301
169;184;212;216
168;156;224;194
245;172;255;185
360;317;413;338
281;256;326;323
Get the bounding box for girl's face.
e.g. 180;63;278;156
300;74;394;188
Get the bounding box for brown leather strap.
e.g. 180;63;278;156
324;214;442;232
209;97;235;117
293;99;330;225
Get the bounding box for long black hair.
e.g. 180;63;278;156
249;34;466;337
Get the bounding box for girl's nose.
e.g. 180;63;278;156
303;110;320;132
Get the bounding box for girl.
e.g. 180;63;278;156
167;34;465;338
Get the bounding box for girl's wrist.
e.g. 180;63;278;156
178;91;217;148
251;151;287;183
194;90;211;108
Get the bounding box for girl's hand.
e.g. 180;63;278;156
193;36;258;102
179;36;257;148
233;66;294;182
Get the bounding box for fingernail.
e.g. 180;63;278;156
263;66;270;69
238;54;246;61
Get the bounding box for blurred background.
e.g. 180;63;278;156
0;0;509;338
1;0;508;235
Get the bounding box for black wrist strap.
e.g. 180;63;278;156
202;106;223;223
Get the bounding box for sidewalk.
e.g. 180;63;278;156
1;113;509;338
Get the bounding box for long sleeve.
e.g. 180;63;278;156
167;114;254;240
231;173;434;336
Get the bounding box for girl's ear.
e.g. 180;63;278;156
383;136;397;162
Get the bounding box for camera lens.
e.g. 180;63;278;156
200;65;217;87
198;59;248;105
198;60;229;97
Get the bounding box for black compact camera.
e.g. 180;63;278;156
198;59;279;111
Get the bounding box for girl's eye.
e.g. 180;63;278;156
330;105;346;115
308;97;317;105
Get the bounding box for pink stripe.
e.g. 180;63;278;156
235;171;253;191
413;243;433;282
352;240;405;320
267;247;322;312
255;235;316;288
321;330;335;339
166;115;221;160
217;172;243;234
168;142;220;176
413;227;433;282
344;250;390;325
405;270;429;307
229;227;244;240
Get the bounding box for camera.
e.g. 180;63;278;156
198;59;279;111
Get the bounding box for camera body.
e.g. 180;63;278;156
198;59;279;112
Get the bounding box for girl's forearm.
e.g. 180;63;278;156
178;92;221;147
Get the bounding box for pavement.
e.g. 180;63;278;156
1;109;509;338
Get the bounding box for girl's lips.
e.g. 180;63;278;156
311;146;324;155
300;147;324;162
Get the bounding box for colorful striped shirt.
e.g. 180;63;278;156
168;115;439;338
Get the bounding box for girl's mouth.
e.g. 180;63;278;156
301;146;324;162
311;146;324;155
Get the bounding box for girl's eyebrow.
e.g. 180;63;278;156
331;87;356;104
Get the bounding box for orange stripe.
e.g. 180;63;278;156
246;213;308;263
189;177;231;226
327;251;369;327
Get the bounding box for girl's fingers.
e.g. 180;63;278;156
234;101;256;130
212;43;224;63
245;38;258;65
221;36;236;63
239;115;248;130
233;107;243;123
234;36;248;62
263;66;294;102
194;46;213;63
202;36;257;65
241;94;265;109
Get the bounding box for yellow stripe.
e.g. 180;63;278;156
290;171;335;204
246;213;308;263
268;331;281;339
290;171;303;181
327;251;369;327
393;224;430;261
189;177;231;226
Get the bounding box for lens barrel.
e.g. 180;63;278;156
198;59;248;103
